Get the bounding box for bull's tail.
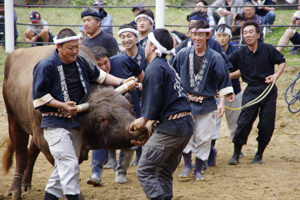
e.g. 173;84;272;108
0;137;14;174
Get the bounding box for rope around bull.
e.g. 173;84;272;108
216;74;276;111
284;70;300;113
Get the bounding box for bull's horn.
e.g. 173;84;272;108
115;78;138;94
76;103;90;112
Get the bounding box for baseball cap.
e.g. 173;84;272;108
30;11;41;22
93;0;104;8
132;4;144;12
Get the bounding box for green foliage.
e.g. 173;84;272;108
166;0;185;6
71;0;95;6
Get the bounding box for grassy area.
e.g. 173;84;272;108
0;7;299;82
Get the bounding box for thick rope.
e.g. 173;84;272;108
284;70;300;113
216;74;276;110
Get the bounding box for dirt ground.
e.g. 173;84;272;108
0;65;300;200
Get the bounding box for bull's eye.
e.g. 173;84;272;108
100;117;107;123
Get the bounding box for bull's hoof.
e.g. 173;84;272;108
22;183;32;192
5;189;21;200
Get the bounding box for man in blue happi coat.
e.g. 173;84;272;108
172;20;234;181
130;29;194;200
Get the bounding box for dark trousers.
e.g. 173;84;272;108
233;84;277;146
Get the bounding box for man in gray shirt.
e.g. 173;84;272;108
24;11;53;46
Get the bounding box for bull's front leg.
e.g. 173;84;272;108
5;119;29;200
22;138;41;192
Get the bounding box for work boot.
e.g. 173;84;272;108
115;149;134;184
228;144;242;165
179;152;192;178
130;147;142;166
43;192;59;200
194;158;205;181
104;150;117;169
87;149;106;186
208;146;217;167
202;160;209;172
251;144;266;164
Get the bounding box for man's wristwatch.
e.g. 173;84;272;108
120;79;125;85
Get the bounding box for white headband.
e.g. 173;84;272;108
135;14;154;25
215;27;232;38
148;32;176;57
190;28;211;33
117;28;141;43
171;33;182;45
53;35;81;44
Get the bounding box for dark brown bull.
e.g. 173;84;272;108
1;45;148;199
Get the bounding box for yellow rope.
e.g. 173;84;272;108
222;74;276;111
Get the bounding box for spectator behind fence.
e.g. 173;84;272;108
135;9;155;48
207;0;244;26
24;11;54;46
231;2;264;44
130;4;144;26
81;7;119;56
0;0;18;47
276;0;300;54
25;0;43;8
246;0;276;33
195;0;220;25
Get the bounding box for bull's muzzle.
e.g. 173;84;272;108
76;79;138;112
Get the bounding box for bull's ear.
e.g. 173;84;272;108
124;93;131;103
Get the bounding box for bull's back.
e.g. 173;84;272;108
3;46;56;134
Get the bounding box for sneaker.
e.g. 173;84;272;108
266;27;272;34
115;173;128;184
87;176;102;186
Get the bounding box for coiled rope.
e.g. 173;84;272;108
216;74;276;110
284;70;300;113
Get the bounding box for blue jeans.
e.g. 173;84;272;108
261;11;276;25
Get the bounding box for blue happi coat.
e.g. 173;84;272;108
142;56;194;136
32;50;105;129
121;44;149;71
173;46;233;116
110;54;143;118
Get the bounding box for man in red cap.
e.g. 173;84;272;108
24;11;54;46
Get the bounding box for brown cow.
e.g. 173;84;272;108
2;45;148;199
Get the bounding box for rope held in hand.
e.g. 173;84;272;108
216;74;276;111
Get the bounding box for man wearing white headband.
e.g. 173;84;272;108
119;23;148;71
32;28;137;200
135;9;155;48
172;20;234;181
118;23;148;168
130;29;193;200
210;24;243;166
169;14;233;74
